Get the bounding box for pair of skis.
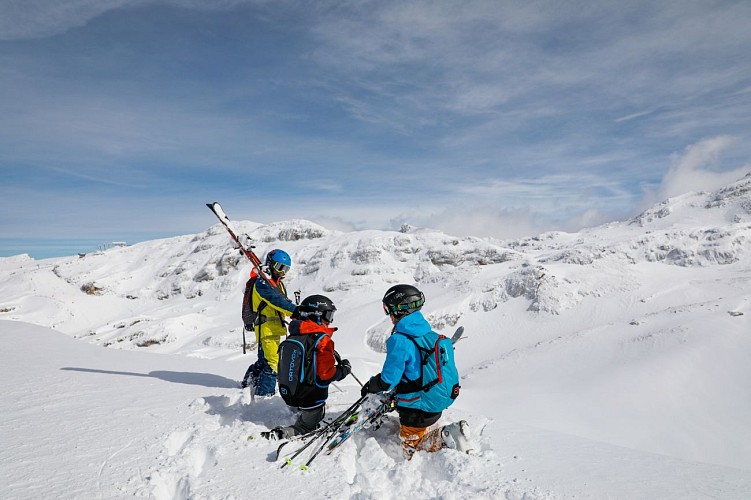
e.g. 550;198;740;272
207;201;272;355
324;393;395;454
276;395;369;469
206;202;272;283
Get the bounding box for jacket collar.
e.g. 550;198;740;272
292;319;336;336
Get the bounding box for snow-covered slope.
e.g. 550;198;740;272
5;321;750;500
1;174;751;499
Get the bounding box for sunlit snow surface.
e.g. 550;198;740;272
2;175;751;499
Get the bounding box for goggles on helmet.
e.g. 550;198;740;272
383;295;425;315
300;308;335;323
322;309;335;323
270;260;290;275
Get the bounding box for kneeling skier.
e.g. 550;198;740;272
361;284;473;458
263;294;351;439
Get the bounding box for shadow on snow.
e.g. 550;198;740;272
60;367;238;388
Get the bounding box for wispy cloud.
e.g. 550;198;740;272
1;1;751;257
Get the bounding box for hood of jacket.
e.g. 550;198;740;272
393;310;432;338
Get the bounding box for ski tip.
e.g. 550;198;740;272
246;435;254;441
299;465;309;471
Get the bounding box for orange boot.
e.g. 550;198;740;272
415;426;445;453
400;424;447;459
399;424;427;460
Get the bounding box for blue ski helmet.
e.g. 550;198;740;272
266;249;291;276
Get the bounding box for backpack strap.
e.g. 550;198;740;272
288;332;325;386
394;332;443;393
248;276;270;328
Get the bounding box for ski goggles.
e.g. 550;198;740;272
303;309;335;323
383;295;425;315
321;309;335;323
270;261;290;275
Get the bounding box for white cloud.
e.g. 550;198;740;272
0;0;255;40
424;205;545;240
307;215;357;233
654;136;750;202
0;0;135;40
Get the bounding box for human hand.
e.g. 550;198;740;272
339;359;351;376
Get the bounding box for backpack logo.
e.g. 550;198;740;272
277;333;325;407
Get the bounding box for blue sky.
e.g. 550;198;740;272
1;0;750;258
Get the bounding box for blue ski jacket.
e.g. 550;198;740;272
380;311;432;396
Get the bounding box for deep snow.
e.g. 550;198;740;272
2;175;751;499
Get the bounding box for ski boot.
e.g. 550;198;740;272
261;427;286;440
441;420;475;455
241;373;257;390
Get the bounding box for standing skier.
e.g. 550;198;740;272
262;294;351;439
361;284;472;458
240;249;296;397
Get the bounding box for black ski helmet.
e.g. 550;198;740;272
382;284;425;317
298;294;337;323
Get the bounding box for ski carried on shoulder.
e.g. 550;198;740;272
206;202;272;282
206;202;280;355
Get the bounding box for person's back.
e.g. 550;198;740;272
386;311;460;413
263;295;351;440
361;284;473;458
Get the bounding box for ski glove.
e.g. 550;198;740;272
334;359;351;381
361;373;389;397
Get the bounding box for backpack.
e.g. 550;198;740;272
277;332;326;407
396;332;461;412
241;276;268;331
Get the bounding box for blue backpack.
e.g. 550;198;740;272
395;332;461;412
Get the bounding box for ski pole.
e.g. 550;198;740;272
302;395;367;468
350;372;364;388
281;395;366;468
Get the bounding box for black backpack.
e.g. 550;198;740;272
277;332;326;407
241;276;262;330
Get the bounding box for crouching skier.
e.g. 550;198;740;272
262;295;351;440
361;284;473;459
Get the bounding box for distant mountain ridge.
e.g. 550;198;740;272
1;174;749;353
